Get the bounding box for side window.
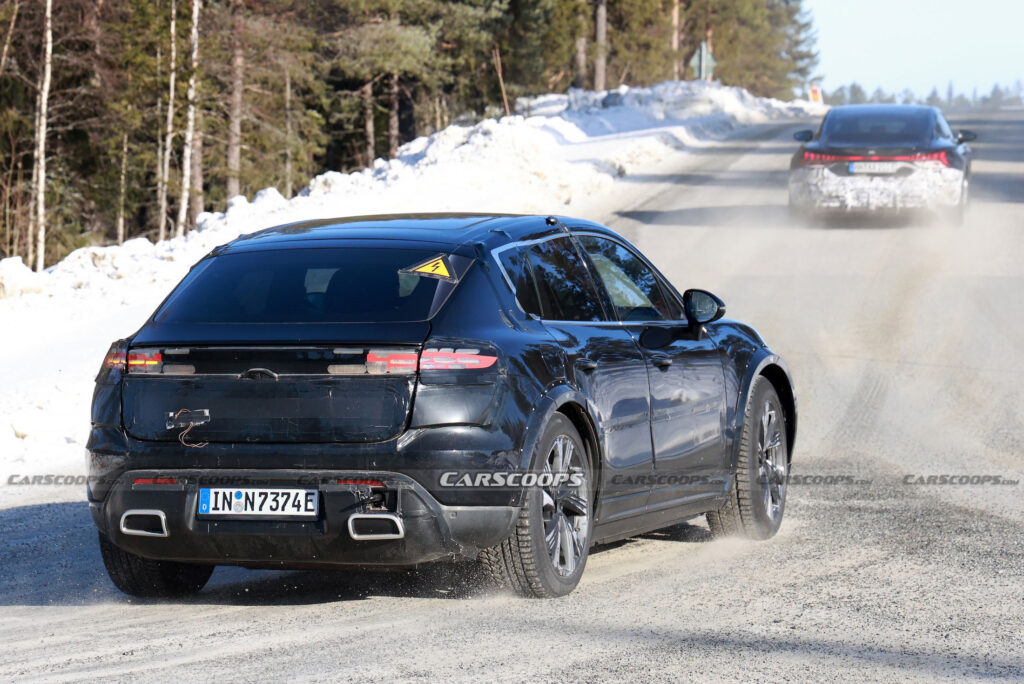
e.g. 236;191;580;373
936;114;954;140
497;246;543;317
526;237;606;321
576;235;683;322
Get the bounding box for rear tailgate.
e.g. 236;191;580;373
123;341;427;444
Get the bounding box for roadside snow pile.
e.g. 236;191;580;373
0;79;822;483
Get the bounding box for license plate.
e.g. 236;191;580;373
849;161;898;174
198;488;319;518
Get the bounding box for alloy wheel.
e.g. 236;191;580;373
540;435;589;576
758;400;787;520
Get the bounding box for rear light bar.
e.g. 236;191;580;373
801;150;950;167
366;350;419;374
118;346;501;377
133;477;178;485
330;347;499;375
420;349;498;371
127;349;163;373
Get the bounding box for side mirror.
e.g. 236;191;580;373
793;129;814;143
683;289;726;336
957;129;977;143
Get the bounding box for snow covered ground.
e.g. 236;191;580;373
0;80;822;498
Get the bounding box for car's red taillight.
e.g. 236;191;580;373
364;347;499;373
419;349;498;371
801;150;844;166
96;339;128;384
801;150;951;167
103;350;127;370
365;350;419;374
127;349;163;374
909;150;950;166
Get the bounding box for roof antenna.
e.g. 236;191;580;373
545;216;558;226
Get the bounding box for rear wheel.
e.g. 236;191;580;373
98;533;213;597
480;413;593;598
707;376;789;540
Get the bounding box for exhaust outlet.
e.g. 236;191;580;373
120;509;169;538
348;513;405;540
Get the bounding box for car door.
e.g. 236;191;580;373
574;233;729;510
495;236;654;525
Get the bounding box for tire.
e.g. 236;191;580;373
480;413;593;598
707;376;789;540
98;533;213;597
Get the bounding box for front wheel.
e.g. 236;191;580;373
480;413;593;598
98;533;213;597
707;376;789;540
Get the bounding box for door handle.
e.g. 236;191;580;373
576;358;598;372
651;356;673;369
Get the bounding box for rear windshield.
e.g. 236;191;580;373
820;109;933;145
154;248;454;324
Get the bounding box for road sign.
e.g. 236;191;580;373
689;41;716;82
809;85;823;104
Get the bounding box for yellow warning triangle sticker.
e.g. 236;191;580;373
401;254;456;281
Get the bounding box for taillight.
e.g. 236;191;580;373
96;339;128;384
912;150;950;166
419;349;498;370
127;349;163;374
328;346;500;375
801;150;844;166
365;349;419;374
801;150;951;167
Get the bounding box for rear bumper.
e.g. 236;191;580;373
92;469;518;568
789;167;964;211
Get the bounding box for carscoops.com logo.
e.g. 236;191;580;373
440;470;584;488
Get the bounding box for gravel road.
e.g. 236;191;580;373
1;111;1021;682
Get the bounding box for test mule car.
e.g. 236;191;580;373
88;214;797;598
789;104;975;223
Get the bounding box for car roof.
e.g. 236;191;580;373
215;213;618;256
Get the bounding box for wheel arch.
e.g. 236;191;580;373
758;363;797;461
731;354;798;468
555;400;601;493
515;385;603;505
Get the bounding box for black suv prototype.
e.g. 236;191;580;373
89;214;796;598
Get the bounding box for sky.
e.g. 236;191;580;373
804;0;1024;98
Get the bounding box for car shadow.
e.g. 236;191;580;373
0;500;499;606
0;500;715;606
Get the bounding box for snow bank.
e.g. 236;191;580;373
0;80;823;487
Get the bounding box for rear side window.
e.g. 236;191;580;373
155;248;456;324
497;247;543;318
525;237;605;322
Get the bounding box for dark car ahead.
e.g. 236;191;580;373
789;104;975;222
89;214;796;598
